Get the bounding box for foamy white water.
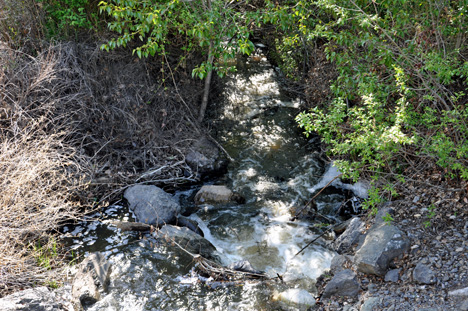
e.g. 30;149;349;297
69;53;351;310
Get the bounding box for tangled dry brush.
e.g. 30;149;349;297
0;41;203;295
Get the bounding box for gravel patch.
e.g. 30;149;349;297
315;177;468;311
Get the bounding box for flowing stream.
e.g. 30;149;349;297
63;52;352;310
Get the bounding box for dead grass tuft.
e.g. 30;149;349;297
0;44;93;295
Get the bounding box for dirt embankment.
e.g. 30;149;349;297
0;41;211;296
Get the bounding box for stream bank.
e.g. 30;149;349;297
2;49;361;310
2;47;467;311
314;179;468;311
63;49;350;311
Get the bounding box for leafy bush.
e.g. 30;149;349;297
37;0;100;38
285;0;468;184
262;1;321;80
99;0;260;78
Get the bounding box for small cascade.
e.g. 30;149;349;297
64;52;354;310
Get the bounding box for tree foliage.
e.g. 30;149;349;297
38;0;101;38
39;0;468;184
98;0;260;79
287;0;468;183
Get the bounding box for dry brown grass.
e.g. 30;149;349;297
0;44;94;295
0;133;86;293
0;34;206;295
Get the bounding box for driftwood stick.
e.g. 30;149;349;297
169;239;267;280
111;221;154;232
293;226;335;258
294;173;343;218
206;134;235;162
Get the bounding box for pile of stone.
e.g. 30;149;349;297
315;205;468;311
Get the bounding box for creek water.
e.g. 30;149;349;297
63;53;351;310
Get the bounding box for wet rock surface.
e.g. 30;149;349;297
228;260;263;274
275;288;316;307
174;215;204;236
154;224;218;260
194;185;243;205
0;286;70;311
72;252;111;309
185;136;227;177
124;185;181;226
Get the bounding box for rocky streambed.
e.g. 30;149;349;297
314;185;468;311
2;52;468;311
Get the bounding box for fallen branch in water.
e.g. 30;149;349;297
293;221;344;258
293;228;332;258
111;221;155;232
294;173;343;218
193;254;266;281
170;238;268;283
206;134;235;162
110;222;270;285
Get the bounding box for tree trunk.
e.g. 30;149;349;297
198;0;213;124
198;43;214;124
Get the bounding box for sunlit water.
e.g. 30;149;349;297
62;53;350;310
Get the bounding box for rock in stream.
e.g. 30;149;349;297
124;185;181;226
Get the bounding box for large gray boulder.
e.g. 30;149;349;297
354;223;410;276
322;269;360;298
0;286;64;311
360;297;381;311
72;252;111;310
154;225;218;260
124;185;181;226
333;217;366;254
174;215;204;236
461;299;468;311
449;286;468;297
374;206;395;226
185;137;227;176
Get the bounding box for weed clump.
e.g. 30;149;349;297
0;45;92;295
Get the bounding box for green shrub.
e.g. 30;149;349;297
37;0;100;38
288;0;468;183
98;0;261;78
